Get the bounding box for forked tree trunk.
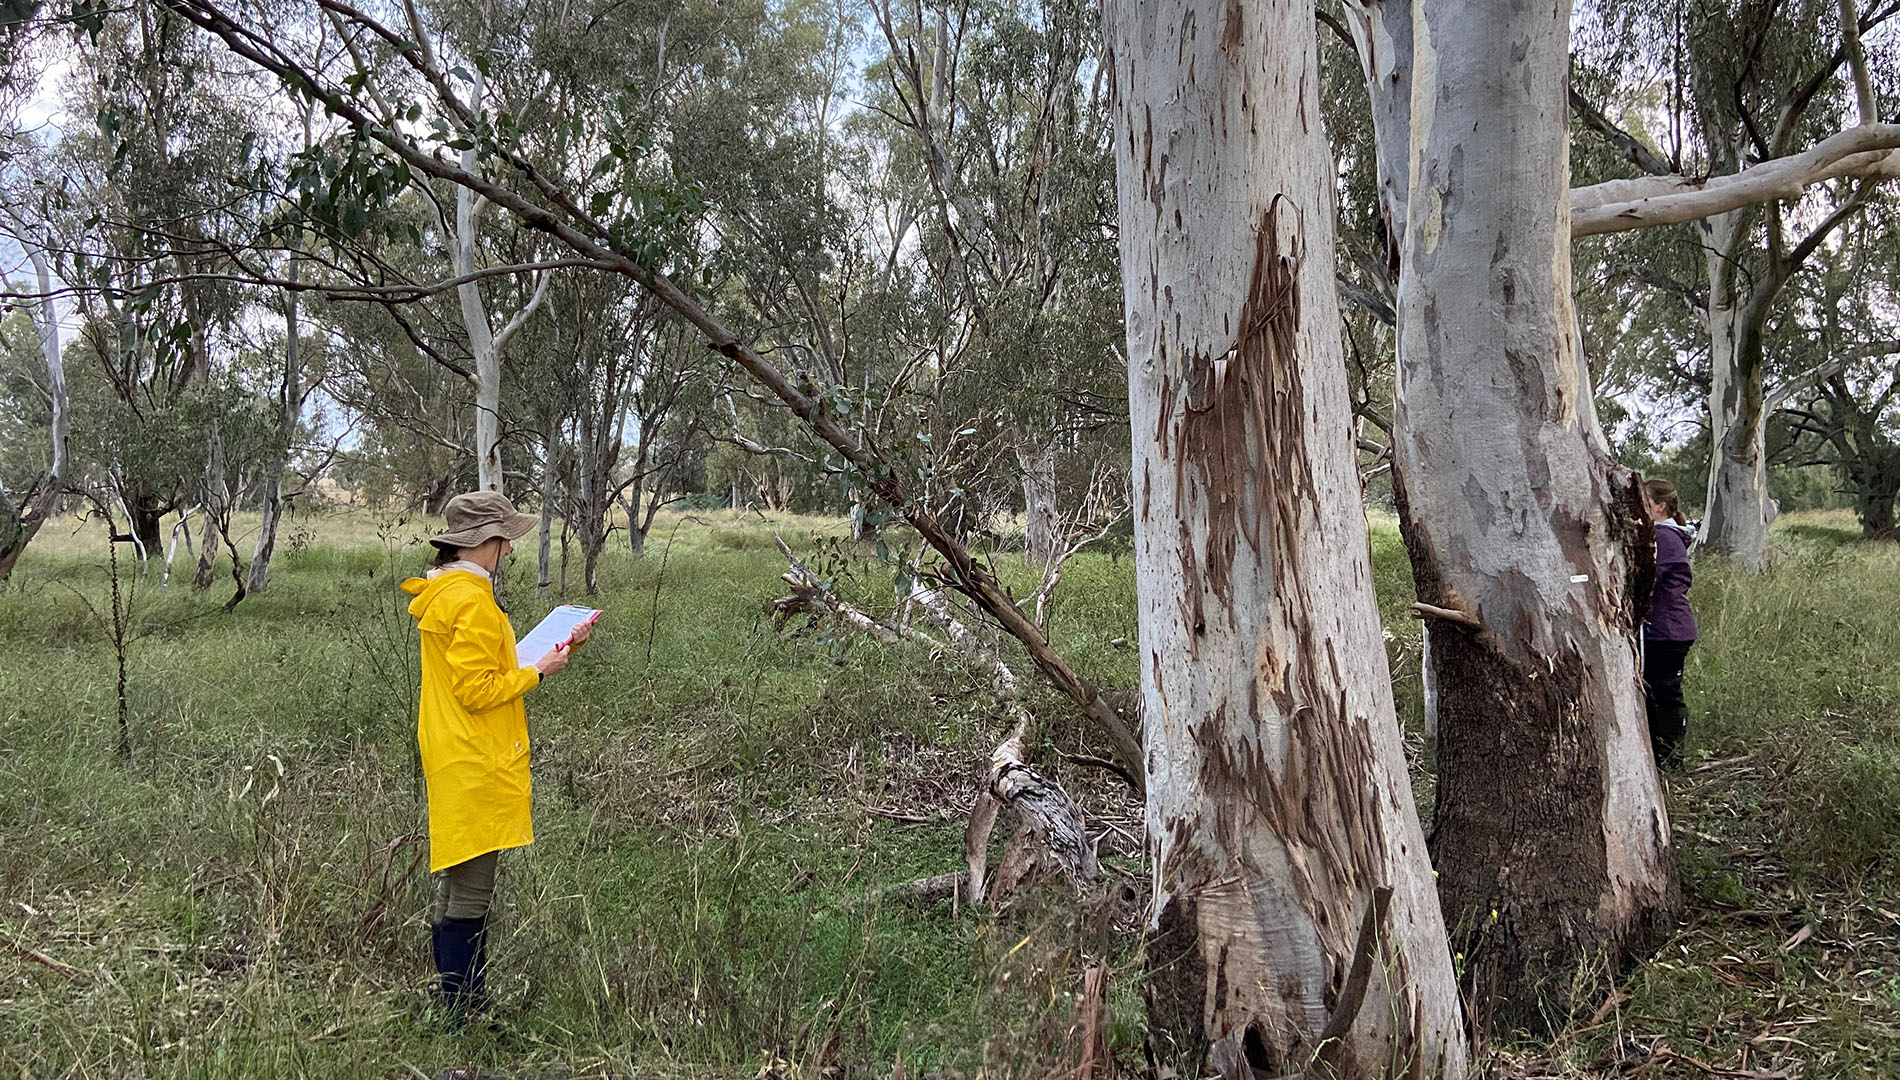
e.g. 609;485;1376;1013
1347;0;1678;1026
1699;211;1772;568
248;256;302;595
0;242;69;581
1104;1;1466;1074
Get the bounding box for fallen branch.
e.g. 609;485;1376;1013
774;540;1102;907
0;927;86;982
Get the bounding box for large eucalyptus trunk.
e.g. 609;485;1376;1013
126;491;165;561
1698;211;1772;568
1348;0;1678;1024
1105;1;1466;1074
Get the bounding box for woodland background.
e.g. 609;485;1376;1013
0;0;1898;1076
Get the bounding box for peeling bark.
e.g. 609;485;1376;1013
1106;0;1465;1075
1346;0;1679;1026
1700;210;1773;569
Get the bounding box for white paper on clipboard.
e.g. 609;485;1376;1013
516;605;600;667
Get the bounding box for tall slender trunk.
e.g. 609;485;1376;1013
580;428;606;591
626;440;655;559
248;247;302;594
538;431;557;592
1016;434;1059;566
0;242;68;581
454;71;505;495
1699;211;1774;567
1348;0;1677;1025
1105;1;1466;1074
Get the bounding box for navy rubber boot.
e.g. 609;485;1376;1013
431;915;487;1029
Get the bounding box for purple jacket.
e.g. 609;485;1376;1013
1646;521;1698;642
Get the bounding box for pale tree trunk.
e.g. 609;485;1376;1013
1347;0;1677;1025
193;430;228;592
163;511;193;590
1105;1;1467;1075
1699;211;1771;568
537;431;557;592
1015;434;1058;567
0;242;69;580
451;66;552;496
247;248;302;594
454;98;504;495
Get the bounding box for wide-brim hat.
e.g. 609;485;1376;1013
430;491;539;549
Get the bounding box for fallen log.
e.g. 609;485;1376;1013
774;536;1102;907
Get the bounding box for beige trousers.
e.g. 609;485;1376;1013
431;850;498;923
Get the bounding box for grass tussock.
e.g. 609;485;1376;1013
0;506;1893;1078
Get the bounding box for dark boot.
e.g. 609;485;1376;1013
1651;705;1687;773
431;915;488;1028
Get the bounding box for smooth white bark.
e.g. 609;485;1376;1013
451;66;552;495
1106;0;1465;1072
1571;123;1900;237
0;243;68;580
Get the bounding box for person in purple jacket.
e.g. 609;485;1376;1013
1643;479;1698;771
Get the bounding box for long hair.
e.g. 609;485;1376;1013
431;541;461;567
1644;479;1687;527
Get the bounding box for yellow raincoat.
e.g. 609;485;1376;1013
403;570;543;872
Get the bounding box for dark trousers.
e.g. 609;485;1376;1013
1642;637;1694;769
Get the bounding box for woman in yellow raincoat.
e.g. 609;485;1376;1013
401;491;592;1022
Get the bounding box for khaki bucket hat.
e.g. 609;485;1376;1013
429;491;539;550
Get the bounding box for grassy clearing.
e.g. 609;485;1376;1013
0;507;1894;1078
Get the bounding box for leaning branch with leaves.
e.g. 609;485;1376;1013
159;0;1144;786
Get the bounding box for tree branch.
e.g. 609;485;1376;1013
1569;86;1673;176
1571;124;1900;237
167;0;1146;790
492;265;555;353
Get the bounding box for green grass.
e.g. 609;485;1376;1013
0;506;1895;1077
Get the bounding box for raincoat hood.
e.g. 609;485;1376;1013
402;570;489;624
